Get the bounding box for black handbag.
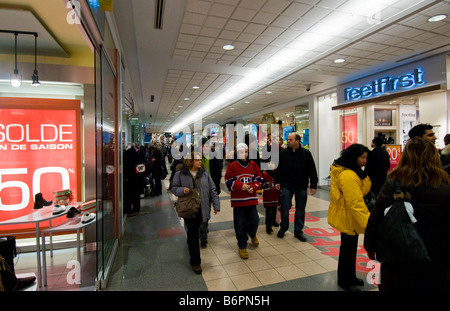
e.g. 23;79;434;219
376;181;431;264
175;175;201;218
364;191;376;212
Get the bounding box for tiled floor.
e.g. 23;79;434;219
11;167;377;292
105;173;377;292
192;189;375;291
14;242;97;291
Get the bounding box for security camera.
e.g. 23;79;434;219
305;84;311;92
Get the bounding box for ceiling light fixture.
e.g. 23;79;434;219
11;32;21;87
192;86;199;89
31;33;40;86
1;29;40;88
428;14;447;22
333;58;345;63
222;44;235;50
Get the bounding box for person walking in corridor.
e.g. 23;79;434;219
225;143;263;259
171;152;220;274
274;133;318;241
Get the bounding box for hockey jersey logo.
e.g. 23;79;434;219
239;174;253;184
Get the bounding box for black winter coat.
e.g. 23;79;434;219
365;147;390;195
274;147;318;190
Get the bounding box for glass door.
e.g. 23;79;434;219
96;45;118;288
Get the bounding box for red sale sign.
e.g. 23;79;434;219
342;114;358;150
0;98;81;232
385;144;402;172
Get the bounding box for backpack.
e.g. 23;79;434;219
376;181;431;264
175;174;201;218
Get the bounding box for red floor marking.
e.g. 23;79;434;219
157;227;185;238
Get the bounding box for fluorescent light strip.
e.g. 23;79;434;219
167;0;417;133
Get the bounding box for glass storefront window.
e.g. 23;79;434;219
95;46;118;289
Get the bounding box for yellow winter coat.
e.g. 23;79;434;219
328;163;371;235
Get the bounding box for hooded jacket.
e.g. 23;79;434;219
171;165;220;221
328;162;371;235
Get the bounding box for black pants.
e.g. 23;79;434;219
152;177;162;195
337;232;359;286
124;180;140;214
184;211;202;266
265;206;277;229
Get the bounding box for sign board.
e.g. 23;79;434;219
337;53;447;106
385;144;402;172
342;114;358;150
0;98;81;232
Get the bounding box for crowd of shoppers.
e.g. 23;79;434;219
123;142;169;216
127;124;449;292
327;123;449;291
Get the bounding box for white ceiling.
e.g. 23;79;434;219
112;0;450;133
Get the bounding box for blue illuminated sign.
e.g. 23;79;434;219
344;68;425;102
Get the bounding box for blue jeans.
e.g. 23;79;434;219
279;187;307;235
233;205;259;249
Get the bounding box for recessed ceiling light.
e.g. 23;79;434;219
192;86;199;89
265;91;272;94
184;97;190;100
222;44;235;50
178;105;183;108
244;101;250;104
333;58;345;63
428;14;447;22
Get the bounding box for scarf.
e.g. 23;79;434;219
334;156;367;179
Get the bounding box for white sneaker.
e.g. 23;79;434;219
52;205;66;215
81;212;96;223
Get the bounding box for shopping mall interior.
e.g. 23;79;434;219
0;0;449;299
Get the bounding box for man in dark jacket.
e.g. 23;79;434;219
365;137;391;195
274;133;318;242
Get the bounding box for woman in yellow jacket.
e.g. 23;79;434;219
328;143;371;291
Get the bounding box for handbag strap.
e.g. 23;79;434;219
190;171;202;190
393;180;411;201
194;175;201;190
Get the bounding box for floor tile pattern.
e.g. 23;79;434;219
13;167;377;291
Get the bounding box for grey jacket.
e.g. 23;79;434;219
171;166;220;221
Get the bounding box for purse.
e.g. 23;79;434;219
175;175;201;218
364;191;376;212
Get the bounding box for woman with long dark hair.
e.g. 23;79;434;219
328;143;371;291
364;138;450;291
